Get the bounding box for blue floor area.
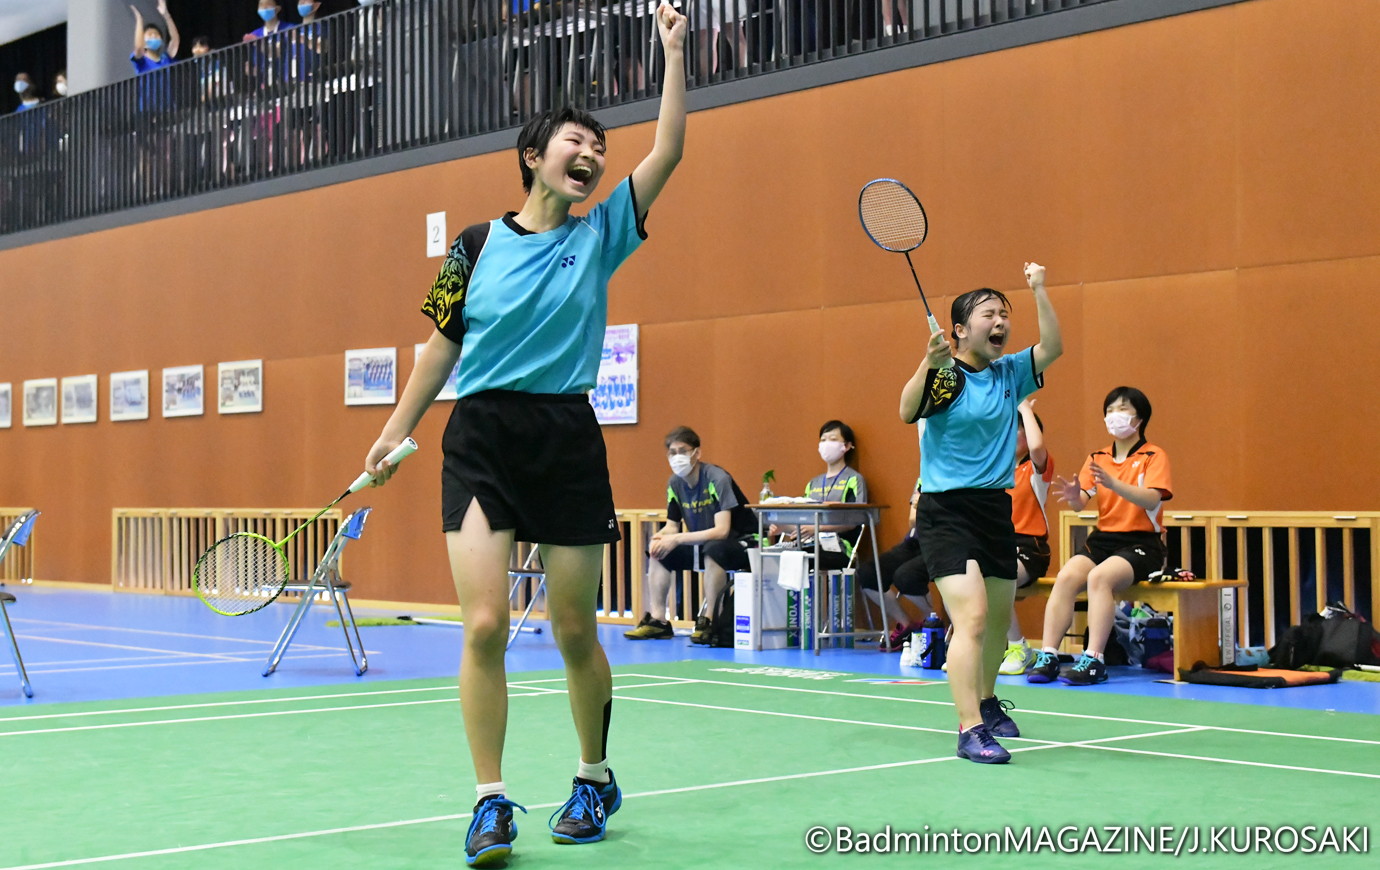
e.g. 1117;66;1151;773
3;584;1379;715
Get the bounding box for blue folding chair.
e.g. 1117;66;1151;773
263;507;371;677
0;510;40;698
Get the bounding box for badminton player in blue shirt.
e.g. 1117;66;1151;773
899;262;1062;763
364;5;687;865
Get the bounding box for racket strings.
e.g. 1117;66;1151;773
195;534;290;615
859;183;928;252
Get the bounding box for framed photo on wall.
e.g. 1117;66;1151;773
344;348;397;406
0;382;10;429
162;365;205;418
415;342;462;401
61;374;99;424
110;370;150;422
22;378;57;427
218;360;264;414
591;324;638;425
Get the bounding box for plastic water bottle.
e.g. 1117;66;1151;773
919;613;946;669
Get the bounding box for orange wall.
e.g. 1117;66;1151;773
1;0;1377;604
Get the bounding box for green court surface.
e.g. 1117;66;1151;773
1;661;1374;869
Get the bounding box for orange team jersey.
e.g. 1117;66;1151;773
1009;454;1055;537
1077;441;1173;533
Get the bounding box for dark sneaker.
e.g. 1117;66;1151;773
465;794;527;867
979;696;1020;738
956;723;1011;764
1060;653;1108;685
878;623;916;652
1026;650;1061;684
549;771;621;844
623;613;673;640
689;615;712;644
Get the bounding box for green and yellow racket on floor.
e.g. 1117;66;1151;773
193;438;417;616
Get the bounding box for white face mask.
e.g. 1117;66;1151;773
55;81;67;96
669;454;694;478
818;440;848;464
1105;411;1138;440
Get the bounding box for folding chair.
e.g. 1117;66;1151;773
507;545;546;650
0;510;40;698
263;507;371;677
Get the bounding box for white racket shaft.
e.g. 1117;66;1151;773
349;437;418;493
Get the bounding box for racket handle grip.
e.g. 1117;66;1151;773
925;315;954;370
349;437;419;493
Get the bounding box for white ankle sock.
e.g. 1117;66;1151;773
476;781;506;801
576;759;610;784
1042;646;1060;655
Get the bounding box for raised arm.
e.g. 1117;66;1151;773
629;3;686;224
131;5;146;58
1025;262;1062;374
158;0;181;58
1018;398;1048;473
898;327;953;422
364;329;461;484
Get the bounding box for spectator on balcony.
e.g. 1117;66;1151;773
130;2;181;74
694;0;747;77
244;1;293;173
51;70;68;100
12;73;41;112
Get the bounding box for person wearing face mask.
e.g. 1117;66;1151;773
766;421;869;575
13;73;40;111
1029;386;1173;687
898;262;1061;764
52;71;67;100
626;425;758;643
130;2;181;73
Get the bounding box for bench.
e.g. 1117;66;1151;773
1021;578;1247;675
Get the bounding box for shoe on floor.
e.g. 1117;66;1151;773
998;640;1036;675
550;770;621;844
1060;652;1108;685
689;615;712;644
465;794;527;867
979;695;1020;738
956;723;1011;764
878;623;916;651
1026;650;1061;683
623;613;673;640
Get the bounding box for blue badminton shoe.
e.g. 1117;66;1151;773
465;794;526;867
550;769;622;844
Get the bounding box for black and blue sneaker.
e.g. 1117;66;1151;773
1060;653;1108;685
979;696;1020;738
956;723;1011;764
465;794;527;867
549;770;622;844
1026;650;1061;684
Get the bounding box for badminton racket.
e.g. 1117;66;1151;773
858;179;949;365
193;437;418;616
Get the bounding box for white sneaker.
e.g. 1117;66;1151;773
999;641;1036;675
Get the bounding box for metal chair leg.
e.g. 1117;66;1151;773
506;574;546;650
262;584;318;677
332;588;368;676
0;598;33;698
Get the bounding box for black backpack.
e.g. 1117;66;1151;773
1269;603;1380;669
708;582;736;648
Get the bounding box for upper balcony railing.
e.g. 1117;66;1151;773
0;0;1103;237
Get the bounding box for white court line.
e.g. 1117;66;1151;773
10;618;291;647
12;634;250;660
0;727;1225;870
0;651;379;677
1074;742;1380;780
644;674;1380;748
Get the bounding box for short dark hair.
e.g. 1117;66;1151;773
192;36;212;49
516;107;607;193
144;23;166;40
818;420;855;445
664;426;700;450
1103;386;1152;437
950;288;1011;341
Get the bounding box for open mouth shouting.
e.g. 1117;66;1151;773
988;331;1007;350
566;163;598;190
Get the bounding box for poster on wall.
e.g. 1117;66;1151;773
110;370;150;422
591;324;638;425
61;374;99;424
218;360;264;414
23;378;57;427
344;348;397;405
163;365;205;418
414;343;463;401
0;383;10;429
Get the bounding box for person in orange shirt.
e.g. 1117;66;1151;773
999;398;1053;675
1028;386;1172;685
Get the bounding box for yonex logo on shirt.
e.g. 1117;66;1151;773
561;256;577;267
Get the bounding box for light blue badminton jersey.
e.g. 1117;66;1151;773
422;177;645;398
918;348;1041;492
